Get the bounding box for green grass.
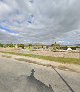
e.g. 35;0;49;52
1;51;80;65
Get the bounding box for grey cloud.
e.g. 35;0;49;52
0;0;80;44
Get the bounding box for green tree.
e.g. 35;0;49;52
0;43;3;47
6;44;14;48
18;44;24;49
29;44;32;49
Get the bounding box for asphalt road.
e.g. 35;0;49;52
0;58;80;92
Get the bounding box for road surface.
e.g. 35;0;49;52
0;57;80;92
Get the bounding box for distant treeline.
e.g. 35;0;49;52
0;43;24;49
0;43;80;50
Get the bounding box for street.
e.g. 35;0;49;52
0;57;80;92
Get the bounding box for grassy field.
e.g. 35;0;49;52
1;51;80;65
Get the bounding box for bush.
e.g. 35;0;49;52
18;44;24;49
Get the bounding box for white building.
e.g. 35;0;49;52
67;47;72;51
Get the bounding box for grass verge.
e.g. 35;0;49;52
1;51;80;65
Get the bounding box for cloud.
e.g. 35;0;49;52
0;0;80;44
0;25;19;36
0;1;11;17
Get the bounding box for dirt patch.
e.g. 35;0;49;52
31;51;80;59
15;58;56;68
15;58;79;73
0;52;80;73
57;65;80;73
2;55;12;58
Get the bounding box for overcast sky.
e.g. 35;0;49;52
0;0;80;45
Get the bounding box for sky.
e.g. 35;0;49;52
0;0;80;45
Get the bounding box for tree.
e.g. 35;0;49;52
60;46;68;50
0;43;3;47
18;44;24;49
28;44;32;49
6;43;14;48
51;42;60;51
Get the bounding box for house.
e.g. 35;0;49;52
32;43;50;51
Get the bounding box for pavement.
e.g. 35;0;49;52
0;54;80;92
